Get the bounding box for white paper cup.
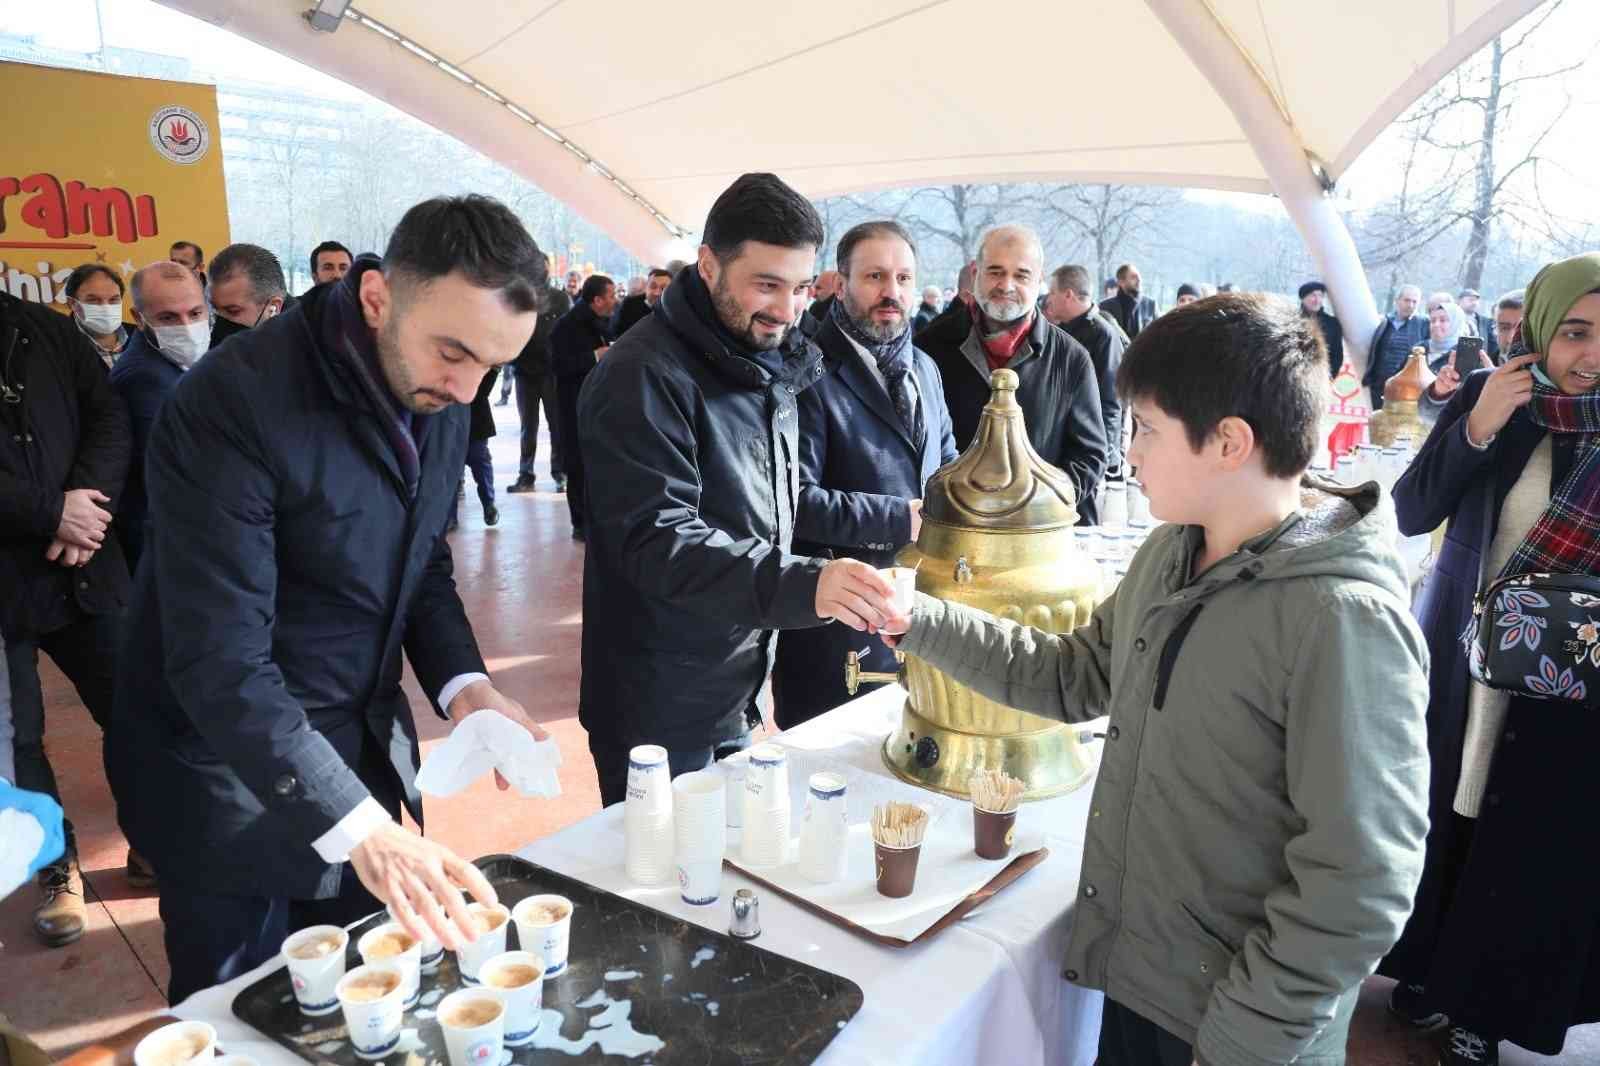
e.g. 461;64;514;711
676;857;722;906
335;962;406;1061
673;769;726;858
625;816;676;887
478;950;545;1047
280;925;348;1017
626;745;672;809
745;744;790;809
455;902;511;984
512;893;573;978
437;988;506;1066
722;759;747;828
883;566;917;615
357;922;422;1009
387;902;444;974
740;804;791;867
798;773;849;884
133;1021;216;1066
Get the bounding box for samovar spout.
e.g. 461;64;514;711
844;649;904;696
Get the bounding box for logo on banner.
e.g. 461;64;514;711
149;106;210;165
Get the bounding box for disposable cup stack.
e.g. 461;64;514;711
672;769;727;905
797;772;849;884
625;744;675;886
740;744;791;867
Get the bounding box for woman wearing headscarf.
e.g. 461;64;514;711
1379;253;1600;1066
1425;298;1466;372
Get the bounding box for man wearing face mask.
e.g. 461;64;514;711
207;243;288;350
918;224;1107;523
109;262;210;573
0;286;131;948
62;264;131;368
577;173;902;806
104;195;551;1005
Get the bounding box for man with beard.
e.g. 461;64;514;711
919;225;1107;523
772;221;958;727
576;173;901;806
1100;263;1158;340
105;195;549;1004
207;244;288;350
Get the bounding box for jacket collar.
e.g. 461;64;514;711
816;319;918;452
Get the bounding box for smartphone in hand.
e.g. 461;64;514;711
1455;335;1484;371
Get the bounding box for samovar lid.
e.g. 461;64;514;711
922;368;1079;531
1383;346;1433;403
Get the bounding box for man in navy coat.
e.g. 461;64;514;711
105;195;549;1005
773;221;959;727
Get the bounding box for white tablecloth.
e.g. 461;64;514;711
176;685;1105;1066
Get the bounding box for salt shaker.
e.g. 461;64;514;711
729;888;761;940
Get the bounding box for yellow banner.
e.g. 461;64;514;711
0;61;229;312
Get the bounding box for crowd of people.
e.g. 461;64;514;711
0;168;1595;1066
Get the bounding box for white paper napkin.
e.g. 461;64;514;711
415;709;562;798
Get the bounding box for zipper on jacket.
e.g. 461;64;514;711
1152;604;1205;711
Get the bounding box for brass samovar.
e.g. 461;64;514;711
845;368;1101;801
1367;346;1432;448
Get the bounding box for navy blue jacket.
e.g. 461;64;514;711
577;267;827;751
1380;369;1600;1051
772;319;958;727
107;330;183;573
105;279;485;900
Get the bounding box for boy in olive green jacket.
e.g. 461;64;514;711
886;294;1431;1066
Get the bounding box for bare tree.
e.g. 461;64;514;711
899;184;1020;264
1035;184;1180;287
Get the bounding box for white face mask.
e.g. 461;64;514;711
77;301;123;335
150;320;212;369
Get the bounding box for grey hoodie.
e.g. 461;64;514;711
899;481;1430;1066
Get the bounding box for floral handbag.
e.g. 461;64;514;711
1467;573;1600;702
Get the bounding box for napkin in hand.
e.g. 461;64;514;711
415;709;562;798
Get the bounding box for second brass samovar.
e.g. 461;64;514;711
1367;346;1432;448
846;368;1101;801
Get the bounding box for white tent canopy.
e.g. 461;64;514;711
157;0;1547;365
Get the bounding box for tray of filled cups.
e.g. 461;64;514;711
232;854;862;1065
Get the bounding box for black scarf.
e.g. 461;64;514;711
828;296;923;448
679;267;787;377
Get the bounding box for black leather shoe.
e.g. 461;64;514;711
506;477;537;494
485;504;500;527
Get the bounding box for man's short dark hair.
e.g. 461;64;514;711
579;274;614;306
647;268;672;281
210;243;288;303
63;263;124;300
836;221;917;277
1117;293;1326;479
1050;264;1092;300
383;194;548;314
310;240;353;277
1496;289;1526;313
170;240;204;263
1115;263;1137;281
701;173;824;264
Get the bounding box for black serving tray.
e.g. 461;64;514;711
232;854;862;1064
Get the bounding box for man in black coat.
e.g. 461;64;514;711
773;221;959;728
912;285;942;334
507;284;570;493
1299;281;1346;378
450;366;501;530
1099;262;1157;340
919;225;1107;524
0;290;131;947
104;196;550;1005
577;173;900;806
1046;263;1127;476
551;275;618;541
110;262;210;575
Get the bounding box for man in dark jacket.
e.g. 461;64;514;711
611;272;655;338
1299;281;1345;378
1364;284;1428;409
797;269;841;338
773;221;958;728
0;290;131;947
110;262;209;574
1458;287;1498;360
551;275;617;540
1099;263;1157;340
450;366;501;530
1047;264;1127;475
919;225;1107;523
912;285;942;333
577;173;900;806
104;195;550;1005
508;284;570;493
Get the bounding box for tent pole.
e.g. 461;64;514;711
1143;0;1381;373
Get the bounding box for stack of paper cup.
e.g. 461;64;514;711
625;744;675;886
722;757;747;829
741;744;791;867
798;772;849;884
672;769;726;905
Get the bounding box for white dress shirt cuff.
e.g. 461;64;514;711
438;672;491;717
311;797;392;863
